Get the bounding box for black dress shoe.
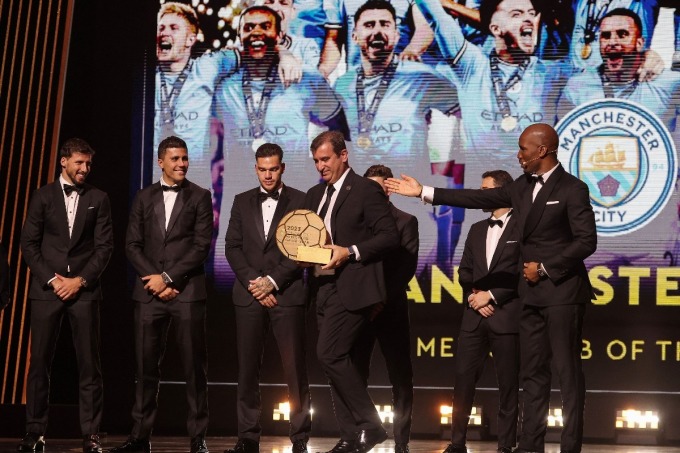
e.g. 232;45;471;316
317;439;357;453
224;438;259;453
83;434;102;453
355;428;387;453
17;433;45;452
442;444;467;453
191;437;209;453
109;437;151;453
395;443;409;453
292;440;308;453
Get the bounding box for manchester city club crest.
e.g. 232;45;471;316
556;99;677;237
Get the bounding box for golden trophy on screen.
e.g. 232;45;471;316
276;209;331;264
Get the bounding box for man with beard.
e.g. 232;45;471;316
560;8;680;130
211;5;347;285
319;0;436;78
333;0;460;272
19;138;113;453
385;123;597;453
415;0;566;175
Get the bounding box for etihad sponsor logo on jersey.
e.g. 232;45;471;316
556;99;677;237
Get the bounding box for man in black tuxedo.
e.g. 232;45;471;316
20;138;113;453
356;165;418;453
0;241;10;311
112;136;213;453
443;170;520;453
224;143;311;453
386;123;597;453
304;131;399;453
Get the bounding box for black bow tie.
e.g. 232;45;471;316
527;173;544;184
259;191;280;202
488;218;504;228
63;184;84;196
162;185;180;192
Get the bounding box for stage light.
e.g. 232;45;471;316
547;407;564;428
273;402;290;421
615;409;661;445
375;405;394;424
615;409;659;429
440;405;453;425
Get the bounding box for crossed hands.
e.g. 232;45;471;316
468;289;495;318
249;276;277;308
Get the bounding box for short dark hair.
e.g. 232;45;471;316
60;138;95;158
355;0;396;24
482;169;513;188
158;135;188;159
480;0;537;33
363;164;393;179
255;142;284;161
310;131;346;156
240;5;282;35
600;8;643;34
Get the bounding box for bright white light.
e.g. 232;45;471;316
616;409;660;430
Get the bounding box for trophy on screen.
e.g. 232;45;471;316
276;209;332;264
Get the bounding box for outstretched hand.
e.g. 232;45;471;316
384;174;423;197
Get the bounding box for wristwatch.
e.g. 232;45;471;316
347;246;355;261
537;264;547;279
161;272;172;285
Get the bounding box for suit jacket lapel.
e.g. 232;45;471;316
251;189;266;246
166;184;186;236
52;182;71;241
488;214;515;271
69;187;90;247
523;165;564;239
266;187;289;247
152;183;167;238
330;170;354;240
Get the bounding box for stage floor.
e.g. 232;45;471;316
0;436;677;453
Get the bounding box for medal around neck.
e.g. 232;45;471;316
581;42;592;60
276;209;331;264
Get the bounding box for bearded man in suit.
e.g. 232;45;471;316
20;138;113;453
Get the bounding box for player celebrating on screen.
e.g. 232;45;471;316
333;0;462;273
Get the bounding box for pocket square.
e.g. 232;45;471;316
87;206;95;209
546;200;559;205
506;240;518;243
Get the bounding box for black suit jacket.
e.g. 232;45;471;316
434;164;597;307
21;181;113;301
226;185;307;307
126;180;212;302
305;170;399;310
458;215;521;334
384;203;418;303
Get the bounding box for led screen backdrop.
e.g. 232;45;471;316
144;0;680;411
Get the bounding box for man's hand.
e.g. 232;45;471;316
258;293;278;308
277;48;302;88
142;274;167;296
158;286;180;302
248;276;275;300
637;49;664;82
52;273;82;301
523;262;541;284
468;290;495;317
321;244;351;270
384;174;423;197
